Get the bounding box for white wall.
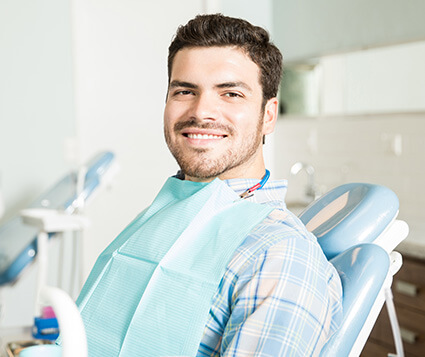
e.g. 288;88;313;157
222;0;273;32
0;0;75;223
0;0;75;329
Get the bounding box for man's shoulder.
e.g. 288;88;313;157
228;207;326;273
241;206;316;252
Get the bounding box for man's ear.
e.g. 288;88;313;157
262;97;279;136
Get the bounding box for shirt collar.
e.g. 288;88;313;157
173;171;288;209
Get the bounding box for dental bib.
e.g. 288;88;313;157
73;177;273;357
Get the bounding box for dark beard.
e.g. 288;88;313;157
164;118;263;180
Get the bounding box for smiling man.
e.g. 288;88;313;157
163;15;342;356
72;14;342;357
164;45;275;181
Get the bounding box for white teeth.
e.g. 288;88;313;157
187;133;223;139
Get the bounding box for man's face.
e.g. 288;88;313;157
164;46;276;181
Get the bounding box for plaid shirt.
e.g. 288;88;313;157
197;178;343;357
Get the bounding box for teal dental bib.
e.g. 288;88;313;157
75;177;273;356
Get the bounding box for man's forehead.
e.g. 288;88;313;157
170;46;261;86
173;46;253;64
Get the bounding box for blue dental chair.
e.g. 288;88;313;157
299;183;409;357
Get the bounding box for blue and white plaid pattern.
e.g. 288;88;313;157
197;178;343;357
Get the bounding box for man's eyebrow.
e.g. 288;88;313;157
169;80;198;89
215;81;253;93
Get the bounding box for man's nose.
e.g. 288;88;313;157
190;92;219;121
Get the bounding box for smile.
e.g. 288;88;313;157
185;133;225;139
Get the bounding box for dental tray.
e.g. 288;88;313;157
0;152;116;286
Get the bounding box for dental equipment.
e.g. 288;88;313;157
20;208;89;340
18;207;89;355
17;286;87;357
0;151;117;287
0;152;117;353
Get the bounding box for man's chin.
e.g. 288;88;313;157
178;160;228;181
180;168;223;181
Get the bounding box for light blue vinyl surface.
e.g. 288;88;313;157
298;182;398;356
320;243;390;356
299;183;399;259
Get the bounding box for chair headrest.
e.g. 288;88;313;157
298;183;399;259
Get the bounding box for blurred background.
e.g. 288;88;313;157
1;0;424;354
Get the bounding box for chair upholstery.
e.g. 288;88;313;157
297;183;407;356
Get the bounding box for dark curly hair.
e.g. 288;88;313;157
168;14;283;107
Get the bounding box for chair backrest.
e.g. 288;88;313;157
297;183;408;356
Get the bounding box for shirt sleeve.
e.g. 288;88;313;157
217;234;342;357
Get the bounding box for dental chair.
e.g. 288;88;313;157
13;182;408;357
299;183;409;356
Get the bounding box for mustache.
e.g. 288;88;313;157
174;119;234;135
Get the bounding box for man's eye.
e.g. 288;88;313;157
175;90;193;96
224;92;242;98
